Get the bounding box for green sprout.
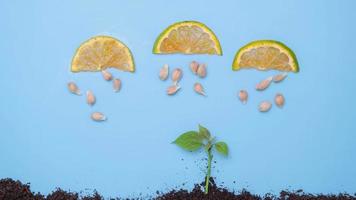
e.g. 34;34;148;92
172;124;229;194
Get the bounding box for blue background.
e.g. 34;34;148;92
1;0;355;198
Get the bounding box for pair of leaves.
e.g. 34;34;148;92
173;125;228;156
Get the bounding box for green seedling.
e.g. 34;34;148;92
172;124;229;194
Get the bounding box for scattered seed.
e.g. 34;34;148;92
102;70;113;81
159;64;169;81
197;63;207;78
194;82;206;96
259;101;272;112
167;84;181;95
172;68;183;84
256;76;273;91
91;112;106;121
275;93;285;108
86;90;96;106
113;78;122;92
67;82;81;95
190;61;199;74
238;90;248;104
273;73;288;83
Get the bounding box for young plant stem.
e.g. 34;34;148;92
205;147;213;194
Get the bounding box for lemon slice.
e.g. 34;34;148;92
153;21;222;55
232;40;299;72
71;36;135;72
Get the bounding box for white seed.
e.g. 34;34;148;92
259;101;272;112
194;82;206;96
238;90;248;104
256;76;273;91
273;73;288;83
91;112;106;121
197;63;207;78
86;90;96;106
102;70;113;81
275;93;285;108
113;78;122;92
159;64;169;81
167;84;181;95
190;61;199;74
171;68;183;84
67;82;81;95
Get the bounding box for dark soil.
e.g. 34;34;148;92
156;177;261;200
0;178;102;200
1;178;355;200
0;178;44;200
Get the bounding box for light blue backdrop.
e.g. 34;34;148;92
1;0;355;198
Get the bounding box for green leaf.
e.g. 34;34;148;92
215;141;228;156
198;124;211;139
173;131;203;151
